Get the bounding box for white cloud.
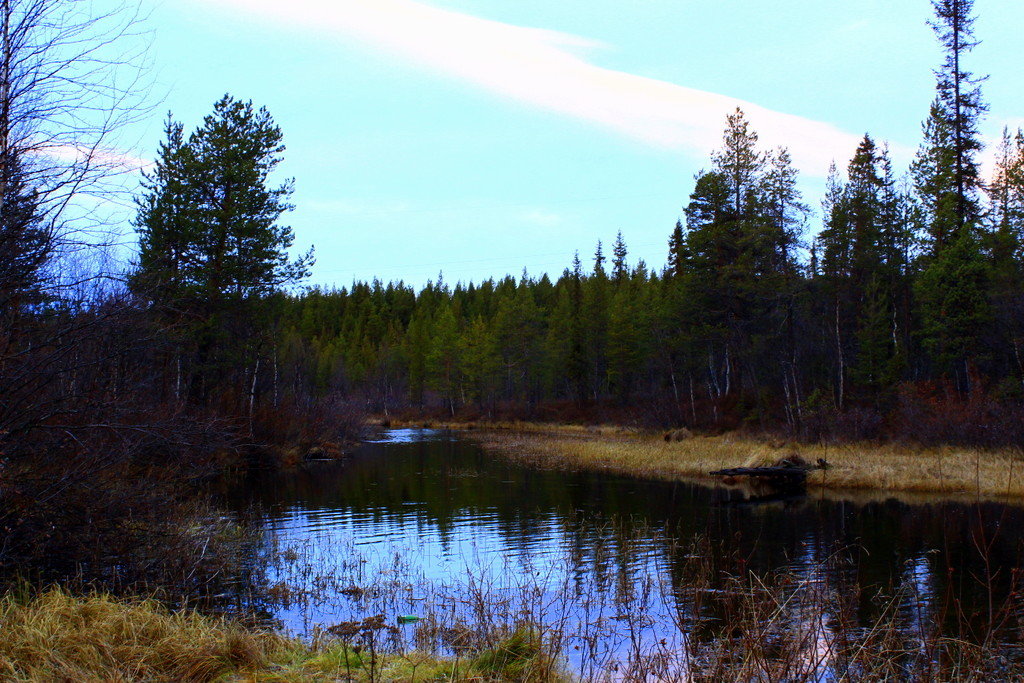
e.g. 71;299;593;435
202;0;867;176
979;118;1024;182
38;143;149;171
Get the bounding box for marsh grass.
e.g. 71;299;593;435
0;587;283;681
0;587;561;682
446;421;1024;499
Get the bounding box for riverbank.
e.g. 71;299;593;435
0;588;558;682
384;420;1024;500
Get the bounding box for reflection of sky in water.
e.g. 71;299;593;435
362;427;458;444
232;429;1024;676
262;498;670;651
271;505;581;583
252;430;678;669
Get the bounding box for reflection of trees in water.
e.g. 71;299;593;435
222;434;1024;666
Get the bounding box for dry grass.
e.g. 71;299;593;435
446;421;1024;500
0;587;561;682
0;587;284;682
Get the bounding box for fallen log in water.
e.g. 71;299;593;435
709;465;809;483
710;457;828;490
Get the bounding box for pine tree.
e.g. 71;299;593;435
135;96;313;305
134;96;314;402
678;111;804;405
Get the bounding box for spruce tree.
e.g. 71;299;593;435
0;153;44;319
426;304;460;415
666;220;686;279
568;253;590;403
611;230;629;283
916;0;987;246
584;244;608;398
134;116;192;304
912;0;991;384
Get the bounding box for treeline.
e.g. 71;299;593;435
267;0;1024;443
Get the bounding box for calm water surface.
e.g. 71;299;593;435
221;429;1024;674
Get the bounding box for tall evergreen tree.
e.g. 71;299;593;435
426;303;460;415
679;110;795;404
912;0;990;385
714;108;764;217
611;231;629;284
584;243;609;398
912;0;986;251
134;96;313;402
666;220;686;279
136;96;312;305
568;253;589;403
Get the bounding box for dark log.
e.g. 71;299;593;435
709;466;809;479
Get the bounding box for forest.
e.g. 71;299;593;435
257;20;1024;446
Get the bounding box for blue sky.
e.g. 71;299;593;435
119;0;1024;287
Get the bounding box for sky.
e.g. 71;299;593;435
110;0;1024;288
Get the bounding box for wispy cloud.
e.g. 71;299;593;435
39;143;150;171
202;0;866;175
979;117;1024;181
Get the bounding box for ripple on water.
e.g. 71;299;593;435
224;429;1024;676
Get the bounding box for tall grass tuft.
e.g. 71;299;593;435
0;587;284;682
0;587;568;682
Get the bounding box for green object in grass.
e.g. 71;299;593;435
397;615;420;624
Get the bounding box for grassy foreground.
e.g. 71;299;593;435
0;588;557;682
401;420;1024;500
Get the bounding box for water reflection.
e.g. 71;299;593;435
219;429;1024;677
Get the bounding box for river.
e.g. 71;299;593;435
220;428;1024;678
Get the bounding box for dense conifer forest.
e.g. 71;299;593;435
243;0;1024;444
